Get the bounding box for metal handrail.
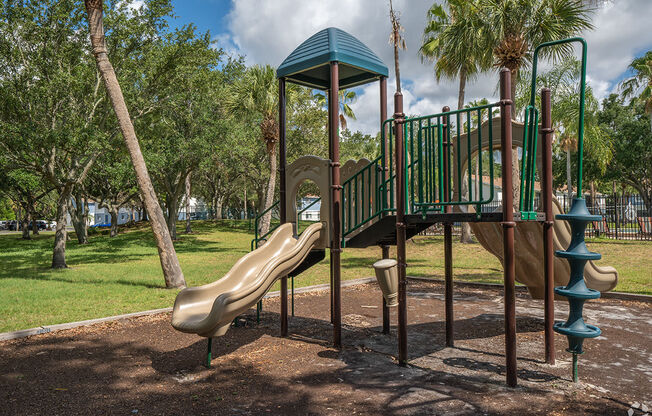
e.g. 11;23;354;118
251;200;280;250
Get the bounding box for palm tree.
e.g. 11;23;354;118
620;51;652;131
389;0;407;92
84;0;185;288
314;89;357;130
225;65;287;238
420;0;490;243
420;1;491;110
478;0;594;210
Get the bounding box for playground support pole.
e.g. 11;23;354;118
541;87;555;365
329;61;342;348
442;106;454;348
279;78;288;338
382;246;391;334
499;68;517;387
394;91;408;366
329;86;335;326
380;76;390;335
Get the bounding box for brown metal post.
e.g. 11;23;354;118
500;68;517;387
381;245;391;334
380;76;391;335
279;78;288;337
540;87;555;365
442;105;454;348
394;92;408;366
329;62;342;348
328;87;335;325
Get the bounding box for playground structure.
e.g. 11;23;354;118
172;29;614;386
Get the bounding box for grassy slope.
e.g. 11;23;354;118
0;220;649;332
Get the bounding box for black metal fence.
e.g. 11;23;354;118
419;192;651;241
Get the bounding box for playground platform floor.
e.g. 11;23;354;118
1;280;650;415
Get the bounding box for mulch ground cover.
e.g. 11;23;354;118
1;280;650;415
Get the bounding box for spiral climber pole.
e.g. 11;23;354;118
528;37;602;383
553;199;602;383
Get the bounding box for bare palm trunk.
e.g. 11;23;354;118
84;0;185;288
457;68;473;244
184;172;192;234
510;68;520;213
566;146;573;202
52;189;70;268
259;147;277;238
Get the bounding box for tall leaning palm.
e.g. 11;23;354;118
479;0;594;210
226;65;284;238
620;51;652;132
420;0;490;243
84;0;185;288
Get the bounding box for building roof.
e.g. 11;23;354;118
277;27;388;90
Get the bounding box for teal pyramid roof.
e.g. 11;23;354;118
277;27;388;90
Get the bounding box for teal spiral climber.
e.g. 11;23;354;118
554;198;602;382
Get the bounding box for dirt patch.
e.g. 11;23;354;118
1;280;650;415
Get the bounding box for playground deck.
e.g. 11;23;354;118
1;280;649;415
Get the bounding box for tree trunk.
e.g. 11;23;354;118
510;67;520;213
31;215;39;235
84;0;185;288
70;193;89;244
166;195;179;241
184;172;192;234
566;147;573;203
110;207;119;237
214;196;224;220
52;189;70;268
456;68;473;244
21;207;31;240
259;147;277;238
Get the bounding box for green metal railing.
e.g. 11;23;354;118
522;37;588;213
250;197;322;250
341;103;503;241
250;200;280;250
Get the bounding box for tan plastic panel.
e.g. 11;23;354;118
171;222;323;337
452;118;617;299
285;155;331;248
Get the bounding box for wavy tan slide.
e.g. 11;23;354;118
454;118;618;299
469;198;618;299
171;222;324;338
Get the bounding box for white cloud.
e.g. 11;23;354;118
219;0;652;134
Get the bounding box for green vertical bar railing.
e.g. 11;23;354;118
529;37;588;197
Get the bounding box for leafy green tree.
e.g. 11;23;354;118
224;64;297;237
314;89;357;130
478;0;594;210
620;51;652;132
420;0;491;110
598;95;652;214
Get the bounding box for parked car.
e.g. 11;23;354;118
7;220;18;231
0;220;7;230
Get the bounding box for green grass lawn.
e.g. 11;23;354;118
0;220;650;333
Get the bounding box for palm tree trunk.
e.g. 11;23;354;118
566;147;573;203
510;67;520;213
457;68;473;244
84;0;185;288
184;171;192;234
259;147;277;238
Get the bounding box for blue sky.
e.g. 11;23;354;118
165;0;652;135
169;0;229;36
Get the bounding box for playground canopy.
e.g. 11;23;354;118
276;27;388;89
